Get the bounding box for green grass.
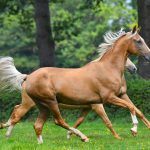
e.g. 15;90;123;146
0;119;150;150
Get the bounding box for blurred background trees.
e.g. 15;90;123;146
137;0;150;79
0;0;138;70
0;0;150;121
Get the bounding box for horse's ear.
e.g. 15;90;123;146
132;25;137;34
137;26;141;33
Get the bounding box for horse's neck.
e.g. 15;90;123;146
100;40;128;75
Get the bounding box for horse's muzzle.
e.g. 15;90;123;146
128;68;137;74
128;67;137;74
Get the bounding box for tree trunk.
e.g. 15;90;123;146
34;0;55;67
137;0;150;79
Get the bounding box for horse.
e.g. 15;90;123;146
0;58;136;141
0;26;150;143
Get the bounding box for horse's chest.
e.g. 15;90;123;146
100;77;122;97
112;81;122;93
111;82;122;96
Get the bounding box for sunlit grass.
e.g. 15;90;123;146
0;119;150;150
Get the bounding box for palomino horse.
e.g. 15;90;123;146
0;58;136;141
0;26;150;143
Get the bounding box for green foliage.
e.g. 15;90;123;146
51;0;137;67
0;91;21;121
0;0;137;69
14;57;39;73
127;76;150;115
0;1;38;72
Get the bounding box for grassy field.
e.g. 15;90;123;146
0;119;150;150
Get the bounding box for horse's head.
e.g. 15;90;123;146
125;58;137;74
127;26;150;61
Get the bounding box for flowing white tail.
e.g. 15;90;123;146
0;56;27;91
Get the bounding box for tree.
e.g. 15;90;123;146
137;0;150;79
34;0;55;67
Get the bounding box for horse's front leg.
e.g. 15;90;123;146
107;95;138;136
91;104;121;139
121;94;150;132
67;108;90;139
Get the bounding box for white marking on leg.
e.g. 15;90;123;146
131;124;137;133
3;120;11;128
131;113;138;133
67;130;72;139
131;113;138;124
37;135;43;144
6;125;14;137
69;127;89;142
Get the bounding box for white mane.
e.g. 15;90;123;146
93;28;126;62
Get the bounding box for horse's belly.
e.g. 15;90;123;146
56;92;101;105
54;77;101;105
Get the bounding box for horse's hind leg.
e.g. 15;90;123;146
91;104;121;139
34;105;49;144
0;105;22;130
67;108;90;139
0;103;34;137
0;91;35;137
73;108;91;128
46;101;89;142
7;103;34;137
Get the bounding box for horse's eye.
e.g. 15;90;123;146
136;40;142;44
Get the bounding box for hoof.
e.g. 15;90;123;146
5;130;12;139
81;137;89;142
114;135;122;140
67;131;73;139
0;123;4;129
37;135;43;144
38;142;43;145
130;129;137;136
37;140;43;144
5;134;11;139
67;134;71;139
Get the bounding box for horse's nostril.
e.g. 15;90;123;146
134;68;137;73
